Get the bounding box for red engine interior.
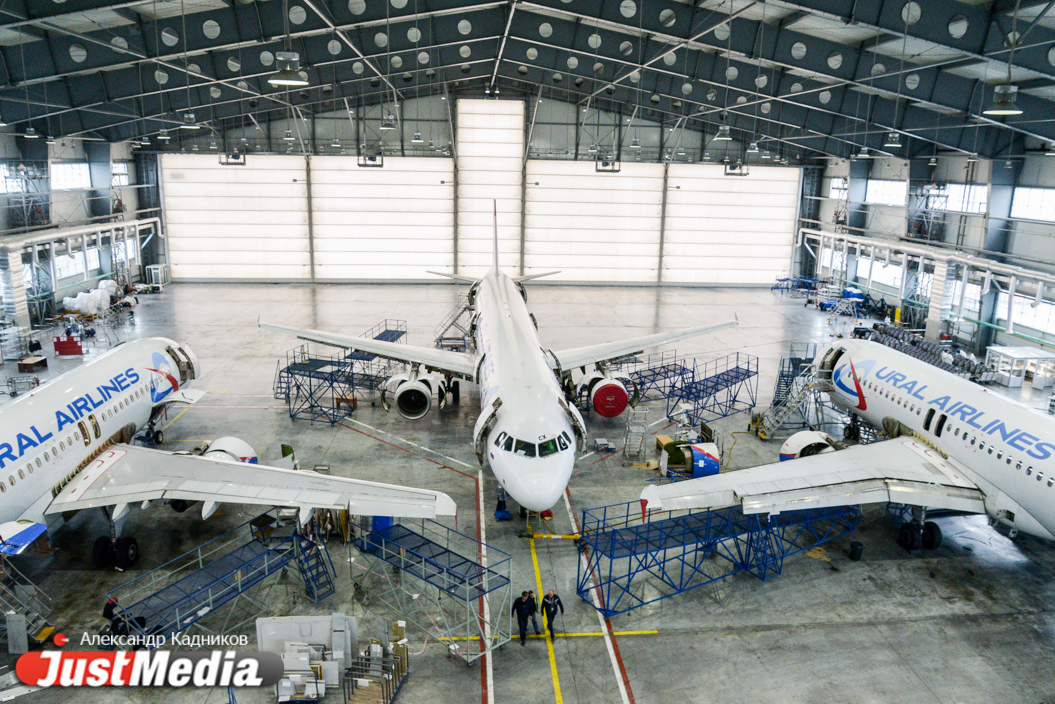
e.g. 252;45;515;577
591;381;629;417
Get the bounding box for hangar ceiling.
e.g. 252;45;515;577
3;0;1055;161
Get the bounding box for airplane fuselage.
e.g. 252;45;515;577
472;272;581;511
822;339;1055;539
0;338;197;529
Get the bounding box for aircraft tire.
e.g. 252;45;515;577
115;536;139;569
152;430;164;445
897;523;922;551
92;537;115;568
452;380;460;405
921;521;943;550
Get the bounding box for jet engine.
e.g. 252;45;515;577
778;431;840;461
579;371;638;418
170;437;258;513
384;372;444;420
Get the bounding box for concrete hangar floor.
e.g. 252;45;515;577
5;281;1055;704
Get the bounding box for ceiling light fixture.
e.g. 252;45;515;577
331;137;340;148
966;152;978;163
380;114;396;131
714;125;731;141
0;114;7;127
928;156;937;167
629;137;641;149
269;52;309;87
587;143;598;153
984;84;1023;116
747;142;759;154
884;131;901;149
283;129;295;141
1046;144;1055;156
23;126;38;139
1005;158;1014;169
158;129;170;143
411;131;423;143
761;149;771;160
181;112;200;130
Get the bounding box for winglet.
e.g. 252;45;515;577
734;312;739;324
257;314;261;327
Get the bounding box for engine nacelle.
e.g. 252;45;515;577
386;373;442;420
580;372;630;418
202;436;259;464
779;431;839;461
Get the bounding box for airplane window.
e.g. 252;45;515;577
1007;457;1012;465
35;459;40;468
78;421;90;446
26;464;31;474
1017;461;1022;469
90;415;100;439
924;409;935;431
997;451;1003;459
513;439;537;458
1027;466;1033;475
43;452;49;461
917;409;921;415
539;439;559;457
963;433;968;440
1048;479;1053;487
561;431;571;444
119;401;124;410
0;484;5;493
557;435;569;451
8;476;14;486
73;432;79;440
494;431;508;447
66;436;72;445
1038;473;1044;482
934;414;946;438
59;442;64;451
503;436;513;452
988;447;993;455
910;405;914;412
17;470;23;480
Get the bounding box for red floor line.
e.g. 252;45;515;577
590;449;623;466
338;423;474;479
565;487;637;704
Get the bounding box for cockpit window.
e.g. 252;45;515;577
538;439;559;457
557;434;569;451
494;431;508;447
502;436;513;451
513;440;536;457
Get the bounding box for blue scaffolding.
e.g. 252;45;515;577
665;352;759;425
105;512;336;644
772;343;818;406
355;519;512;665
273;320;406;425
614;350;693;403
576;501;858;618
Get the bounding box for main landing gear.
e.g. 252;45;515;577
896;507;943;552
92;506;140;570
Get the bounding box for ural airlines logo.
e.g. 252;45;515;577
147;351;180;403
832;358;875;411
16;651;282;687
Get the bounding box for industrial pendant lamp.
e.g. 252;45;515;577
379;114;396;131
269;0;309;88
747;141;759;154
0;114;7;127
884;131;901;149
157;129;170;143
331;137;340;149
411;131;423;143
714;125;731;141
283;129;295;142
23;126;38;138
761;149;771;160
629;137;641;149
1046;143;1055;157
180;112;200;130
983;84;1023;116
928;156;937;167
966;152;978;163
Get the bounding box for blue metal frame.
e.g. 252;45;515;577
665;352;759;425
576;501;858;618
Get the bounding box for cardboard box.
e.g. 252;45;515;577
17;356;47;373
655;435;673;450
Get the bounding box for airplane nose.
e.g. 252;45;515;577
508;470;568;512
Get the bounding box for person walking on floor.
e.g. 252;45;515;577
541;589;565;640
527;590;542;635
512;591;534;646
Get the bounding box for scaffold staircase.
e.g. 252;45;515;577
759;368;819;440
354;518;511;665
434;293;475;352
622;407;649;464
104;511;336;646
664;353;759;426
0;558;53;649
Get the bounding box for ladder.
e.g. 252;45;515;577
0;558;53;648
622;407;649;464
296;537;337;603
433;293;474;351
759;368;819;440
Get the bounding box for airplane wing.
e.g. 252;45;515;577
258;320;476;380
45;445;456;519
640;438;986;516
551;318;739;371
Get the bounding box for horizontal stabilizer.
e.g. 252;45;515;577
513;271;561;283
427;271;480;284
0;521;47;555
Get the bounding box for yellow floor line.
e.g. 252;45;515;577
439;631;658;642
530;537;563;704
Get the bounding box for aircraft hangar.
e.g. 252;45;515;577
1;0;1055;701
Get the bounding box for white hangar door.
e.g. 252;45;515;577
456;99;524;277
161;154;310;280
662;165;799;285
524;161;663;282
310;156;454;280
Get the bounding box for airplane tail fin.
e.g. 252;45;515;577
493;199;500;274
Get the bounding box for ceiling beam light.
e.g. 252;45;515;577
268;51;309;88
629;137;641;149
23;126;38;139
884;132;902;149
1046;144;1055;157
180;112;200;130
747;142;759;154
283;129;295;142
983;84;1023;116
714;125;731;141
411;131;423;143
380;114;396;131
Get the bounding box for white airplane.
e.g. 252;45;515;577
642;338;1055;549
0;338;456;568
260;212;738;513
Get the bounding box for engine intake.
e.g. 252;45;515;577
779;431;839;461
580;372;633;418
394;379;433;420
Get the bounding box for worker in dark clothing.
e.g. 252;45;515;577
527;591;542;635
511;591;534;646
541;589;565;640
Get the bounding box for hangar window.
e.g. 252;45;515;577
0;164;25;194
940;183;987;214
865;179;907;206
1011;187;1055;222
828;177;848;200
513;439;536;458
112;162;130;187
51;162;91;190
